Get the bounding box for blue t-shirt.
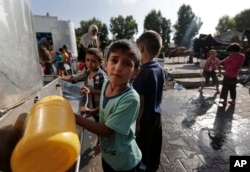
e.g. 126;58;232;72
99;80;142;171
133;60;165;120
55;54;62;62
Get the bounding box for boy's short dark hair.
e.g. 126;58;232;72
106;39;141;68
136;30;162;58
86;48;103;62
226;43;242;52
59;48;64;52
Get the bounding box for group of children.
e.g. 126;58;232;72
61;30;246;171
199;43;245;106
53;44;73;76
1;29;246;171
60;30;165;172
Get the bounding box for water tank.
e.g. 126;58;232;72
0;0;43;110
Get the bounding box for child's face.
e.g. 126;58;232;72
85;54;101;71
105;49;139;86
209;51;217;58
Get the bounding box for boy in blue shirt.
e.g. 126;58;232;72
133;30;165;172
75;39;142;172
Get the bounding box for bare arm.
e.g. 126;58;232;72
75;114;113;137
218;63;222;76
60;75;74;82
136;95;144;135
90;89;101;95
217;59;222;76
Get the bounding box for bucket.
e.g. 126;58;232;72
11;95;80;172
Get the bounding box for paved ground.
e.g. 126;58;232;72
76;57;250;172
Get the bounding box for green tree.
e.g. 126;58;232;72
234;9;250;32
98;24;110;51
215;9;250;34
144;10;172;50
173;4;202;48
109;15;138;41
215;15;235;35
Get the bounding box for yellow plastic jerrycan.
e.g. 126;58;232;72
11;95;80;172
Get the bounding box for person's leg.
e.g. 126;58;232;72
137;119;155;171
228;78;237;105
200;72;209;92
199;80;205;92
211;72;220;93
220;76;230;105
148;117;162;172
215;83;220;93
136;120;152;171
187;55;193;63
44;62;52;75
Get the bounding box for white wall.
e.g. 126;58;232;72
33;15;78;57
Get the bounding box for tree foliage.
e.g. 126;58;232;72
173;4;202;48
234;9;250;32
109;15;138;41
215;15;235;35
98;24;110;51
144;10;171;50
215;9;250;35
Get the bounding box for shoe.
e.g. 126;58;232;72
219;100;227;106
137;162;147;172
228;100;235;106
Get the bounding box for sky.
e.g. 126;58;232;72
30;0;250;39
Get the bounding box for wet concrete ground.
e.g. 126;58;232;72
159;86;250;172
77;57;250;172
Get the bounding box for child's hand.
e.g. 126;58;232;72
80;85;90;94
79;106;93;118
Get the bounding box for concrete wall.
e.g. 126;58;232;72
33;15;78;57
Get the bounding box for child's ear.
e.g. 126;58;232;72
132;68;140;79
138;44;144;53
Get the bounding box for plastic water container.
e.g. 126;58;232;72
11;95;80;172
61;80;85;101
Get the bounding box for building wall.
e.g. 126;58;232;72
33;15;78;57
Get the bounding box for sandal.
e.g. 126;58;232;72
228;100;235;106
219;100;227;106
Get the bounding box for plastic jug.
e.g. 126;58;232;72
11;95;80;172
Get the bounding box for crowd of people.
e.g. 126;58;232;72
1;22;248;172
58;24;247;171
60;26;165;172
38;38;73;76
